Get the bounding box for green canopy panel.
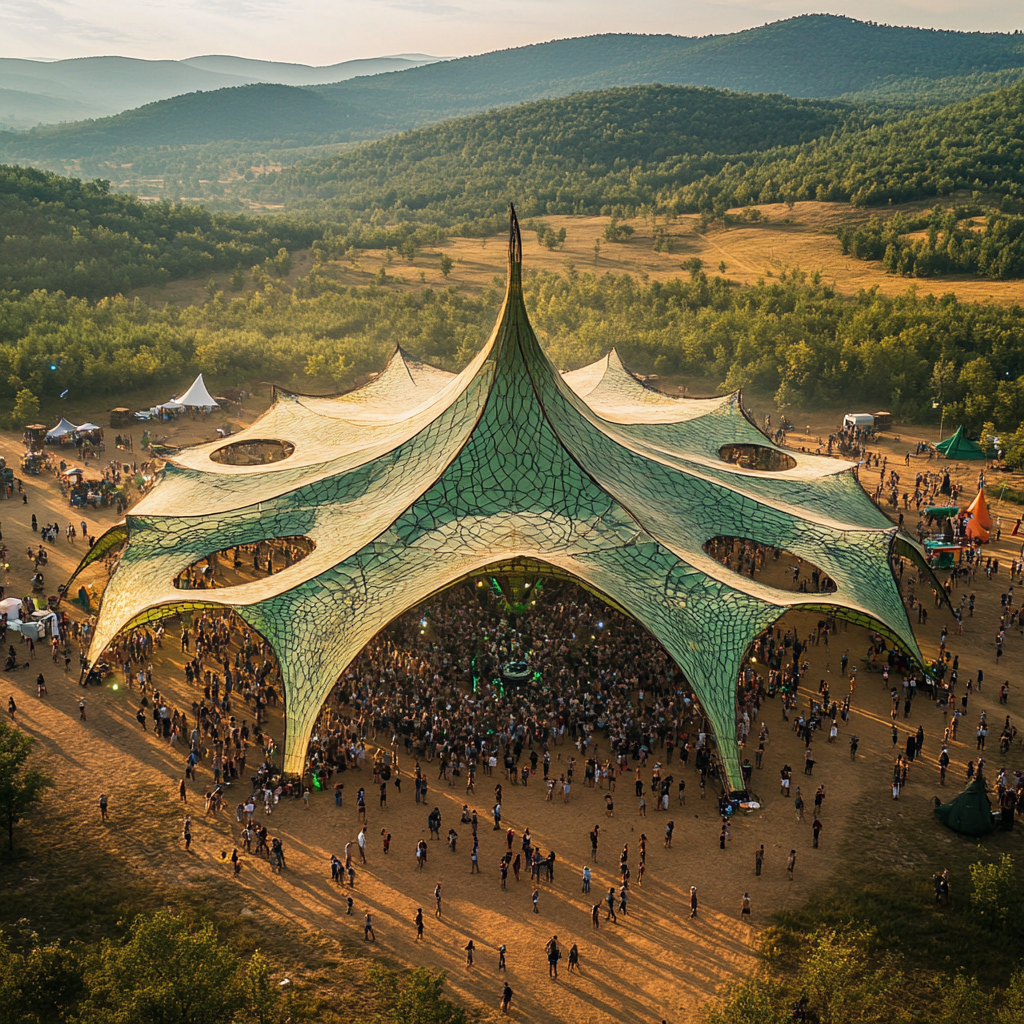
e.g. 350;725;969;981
935;426;987;460
934;774;996;836
70;207;923;790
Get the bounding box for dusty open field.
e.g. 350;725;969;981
131;201;1024;312
1;404;1023;1022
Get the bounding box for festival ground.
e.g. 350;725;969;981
1;415;1023;1024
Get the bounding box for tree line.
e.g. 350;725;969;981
837;203;1024;280
5;258;1024;440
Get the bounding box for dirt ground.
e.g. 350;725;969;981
1;409;1023;1023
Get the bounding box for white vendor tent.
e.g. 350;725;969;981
0;597;23;622
173;374;219;409
46;417;79;439
77;422;101;432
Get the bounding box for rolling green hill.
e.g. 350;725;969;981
674;80;1024;211
0;164;320;300
237;84;869;224
3;15;1022;168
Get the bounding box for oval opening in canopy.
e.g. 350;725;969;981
210;439;295;466
173;536;315;590
718;444;796;472
704;536;836;594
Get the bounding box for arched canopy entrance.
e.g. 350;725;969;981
76;207;922;792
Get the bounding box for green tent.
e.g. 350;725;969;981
935;426;986;460
934;773;995;836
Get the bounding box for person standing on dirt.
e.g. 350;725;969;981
98;793;109;821
787;849;796;880
755;844;764;876
689;885;698;919
434;882;443;918
605;887;617;922
414;908;424;940
812;817;823;848
501;982;513;1014
363;911;375;941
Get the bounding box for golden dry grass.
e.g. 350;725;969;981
129;201;1024;311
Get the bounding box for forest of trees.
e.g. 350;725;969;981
227;80;1024;232
837;205;1024;279
4;255;1024;442
0;165;321;300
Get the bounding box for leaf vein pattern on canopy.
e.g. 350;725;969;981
76;207;920;789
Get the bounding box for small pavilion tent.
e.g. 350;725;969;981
934;773;995;836
173;374;219;408
935;426;986;460
966;489;993;530
45;418;79;440
77;422;101;432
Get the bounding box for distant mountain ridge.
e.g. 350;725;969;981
0;53;442;129
2;15;1022;161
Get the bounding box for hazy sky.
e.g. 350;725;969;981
5;0;1023;63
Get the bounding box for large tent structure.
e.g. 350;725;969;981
68;209;925;789
935;426;986;460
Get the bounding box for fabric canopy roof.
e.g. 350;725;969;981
935;426;986;460
46;417;79;438
173;374;219;408
73;208;926;791
77;422;101;432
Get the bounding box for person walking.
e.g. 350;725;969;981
464;940;475;967
532;888;540;914
787;849;796;881
498;944;506;970
591;903;601;929
501;982;513;1014
755;844;764;876
567;943;580;973
741;892;751;921
358;826;367;863
689;885;698;919
605;887;617;922
434;882;443;918
812;817;823;848
582;864;591;894
98;793;109;821
363;911;375;942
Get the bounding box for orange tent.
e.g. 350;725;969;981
967;489;993;531
965;517;990;543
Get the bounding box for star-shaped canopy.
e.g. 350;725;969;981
76;208;923;788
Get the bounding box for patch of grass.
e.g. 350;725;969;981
768;788;1023;990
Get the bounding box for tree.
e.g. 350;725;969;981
400;239;417;262
969;854;1019;931
681;257;705;279
80;911;246;1024
0;720;50;852
604;215;634;242
368;964;467;1024
10;389;40;430
439;254;453;278
0;928;85;1024
936;973;994;1024
930;357;959;408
